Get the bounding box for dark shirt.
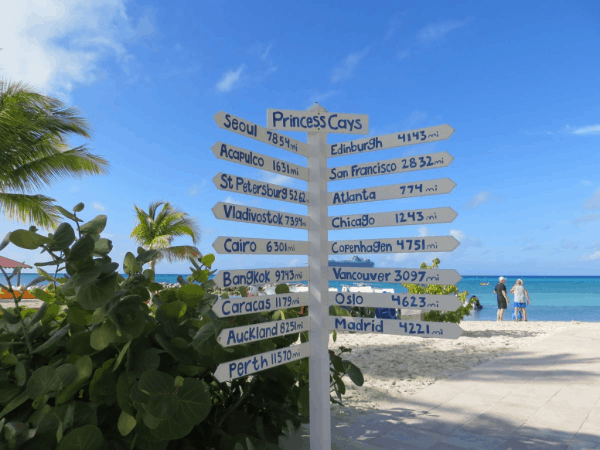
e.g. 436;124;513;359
494;283;507;302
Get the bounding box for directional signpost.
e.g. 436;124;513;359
213;267;309;288
328;178;456;205
213;237;309;255
212;142;308;181
328;267;462;285
329;207;458;230
329;236;460;255
329;124;454;157
330;317;463;339
213;292;309;318
211;104;461;449
214;111;309;157
329;151;454;181
213;173;308;205
330;292;461;312
212;202;308;229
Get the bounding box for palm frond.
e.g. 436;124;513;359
161;246;201;263
0;192;60;229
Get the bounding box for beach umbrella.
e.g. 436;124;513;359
0;256;32;287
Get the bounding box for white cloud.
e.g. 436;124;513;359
583;188;600;210
450;229;465;241
307;89;340;106
0;1;155;100
418;226;429;237
93;202;106;211
466;191;497;209
568;125;600;135
573;214;600;226
331;48;369;84
216;64;245;93
187;180;207;197
417;19;470;43
397;49;411;59
580;180;593;186
224;196;243;205
581;250;600;261
260;173;300;188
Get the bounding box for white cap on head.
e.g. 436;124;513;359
499;276;506;282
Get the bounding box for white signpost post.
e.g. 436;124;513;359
211;104;460;449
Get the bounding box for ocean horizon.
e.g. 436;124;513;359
6;274;600;322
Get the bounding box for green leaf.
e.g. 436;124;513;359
129;348;161;378
113;341;132;372
342;360;364;386
176;284;204;307
93;238;112;256
117;411;136;436
25;302;48;327
138;370;178;420
30;288;53;302
90;322;117;350
48;223;76;251
72;203;84;213
32;325;70;354
56;355;93;405
9;230;51;249
0;391;28;419
55;364;79;391
68;235;95;260
329;305;351;317
14;362;27;387
156;301;187;322
123;252;141;276
89;359;116;405
27;366;60;399
66;305;93;326
116;372;134;416
150;378;211;441
0;232;12;252
298;384;309;417
36;267;56;282
56;206;80;222
26;276;47;288
200;254;215;268
76;273;118;310
79;215;107;236
0;305;21;324
57;425;103;450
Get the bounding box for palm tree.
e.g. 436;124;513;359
130;201;201;272
0;80;109;229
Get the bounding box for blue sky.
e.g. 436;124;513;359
1;0;599;276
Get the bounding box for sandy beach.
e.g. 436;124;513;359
330;321;600;414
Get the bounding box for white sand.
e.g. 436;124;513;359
330;321;600;414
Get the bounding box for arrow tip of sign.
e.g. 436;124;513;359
213;111;223;122
211;203;221;216
211;142;220;152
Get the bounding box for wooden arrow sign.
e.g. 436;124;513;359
267;109;369;134
329;124;454;158
329;292;462;312
214;111;308;157
212;202;308;229
214;342;311;382
217;317;310;347
213;173;308;205
212;142;308;181
214;267;309;288
212;292;310;318
329;207;457;230
329;236;460;255
329;151;454;181
213;237;309;255
328;267;461;285
330;317;463;339
328;178;455;206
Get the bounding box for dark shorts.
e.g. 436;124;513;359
497;300;507;310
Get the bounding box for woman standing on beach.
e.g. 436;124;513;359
510;279;530;321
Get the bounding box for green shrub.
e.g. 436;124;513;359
402;258;474;323
0;204;362;449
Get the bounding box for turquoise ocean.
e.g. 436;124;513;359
10;274;600;322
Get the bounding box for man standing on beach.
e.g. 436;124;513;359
494;276;510;321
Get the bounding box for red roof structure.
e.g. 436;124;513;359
0;256;32;269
